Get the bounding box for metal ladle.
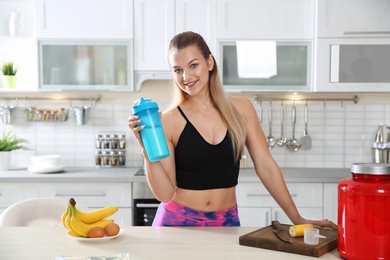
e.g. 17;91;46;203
266;100;276;149
286;103;301;152
276;101;286;146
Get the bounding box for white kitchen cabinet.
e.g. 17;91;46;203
30;183;132;226
217;0;315;39
0;0;34;38
0;182;132;226
323;183;338;224
317;0;390;38
133;0;175;71
35;0;133;39
237;182;323;227
133;0;216;73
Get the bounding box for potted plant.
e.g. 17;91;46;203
0;129;29;171
1;61;18;89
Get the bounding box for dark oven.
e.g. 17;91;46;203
133;198;160;226
132;179;160;226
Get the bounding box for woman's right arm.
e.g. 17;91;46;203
128;112;177;202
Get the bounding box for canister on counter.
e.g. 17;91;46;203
338;163;390;260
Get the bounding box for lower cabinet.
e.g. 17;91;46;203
323;183;338;224
0;182;132;226
237;182;323;227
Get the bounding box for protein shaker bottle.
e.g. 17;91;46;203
132;98;170;162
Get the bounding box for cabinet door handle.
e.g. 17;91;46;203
55;192;106;197
247;193;297;197
135;203;160;208
246;193;271;197
344;31;390;35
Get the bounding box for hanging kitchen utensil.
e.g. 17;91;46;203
300;101;312;150
256;98;263;125
266;100;276;149
286;102;301;152
73;106;91;126
276;101;287;146
0;105;16;124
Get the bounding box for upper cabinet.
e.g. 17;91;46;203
133;0;216;90
35;0;133;39
217;0;315;39
317;0;390;38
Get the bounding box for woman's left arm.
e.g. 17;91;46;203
234;96;337;231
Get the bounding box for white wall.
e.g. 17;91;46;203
2;80;390;170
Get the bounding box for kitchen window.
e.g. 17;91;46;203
218;40;312;92
38;40;133;91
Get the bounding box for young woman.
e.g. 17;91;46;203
128;31;337;229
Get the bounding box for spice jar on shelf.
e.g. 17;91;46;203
119;134;126;149
118;151;126;166
102;134;111;149
102;151;111;166
111;134;119;149
111;151;118;166
95;134;103;149
95;151;102;166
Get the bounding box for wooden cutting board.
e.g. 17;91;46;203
239;224;338;257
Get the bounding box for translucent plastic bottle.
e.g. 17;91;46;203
132;98;169;162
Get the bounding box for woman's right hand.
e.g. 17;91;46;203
128;115;145;147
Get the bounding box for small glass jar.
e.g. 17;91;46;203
102;134;111;149
118;151;126;166
119;134;126;149
111;151;118;166
111;134;119;149
28;107;36;121
95;151;102;166
102;151;111;166
95;134;103;149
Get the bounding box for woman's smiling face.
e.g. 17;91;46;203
168;45;214;96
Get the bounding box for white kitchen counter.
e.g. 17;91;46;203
0;167;351;183
0;226;343;260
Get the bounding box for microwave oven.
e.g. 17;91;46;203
315;38;390;92
218;40;312;93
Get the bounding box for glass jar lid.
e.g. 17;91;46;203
351;163;390;175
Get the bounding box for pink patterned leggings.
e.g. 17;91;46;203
152;200;240;227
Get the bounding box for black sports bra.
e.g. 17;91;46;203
175;106;240;190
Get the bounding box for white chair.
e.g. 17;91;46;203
0;198;69;227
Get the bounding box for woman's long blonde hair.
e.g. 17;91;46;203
166;31;246;161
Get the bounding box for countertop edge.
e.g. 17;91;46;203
0;167;351;183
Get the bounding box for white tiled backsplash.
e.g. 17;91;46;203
4;100;390;170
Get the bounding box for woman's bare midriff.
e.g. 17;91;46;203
171;186;237;212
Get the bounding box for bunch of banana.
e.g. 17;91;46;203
61;197;118;237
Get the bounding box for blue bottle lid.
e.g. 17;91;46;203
132;97;159;115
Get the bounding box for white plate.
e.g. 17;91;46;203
27;164;64;173
67;228;124;242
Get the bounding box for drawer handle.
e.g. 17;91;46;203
246;193;297;197
135;203;160;208
344;31;390;35
55;193;106;197
246;193;272;197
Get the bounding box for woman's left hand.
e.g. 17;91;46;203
303;219;338;231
